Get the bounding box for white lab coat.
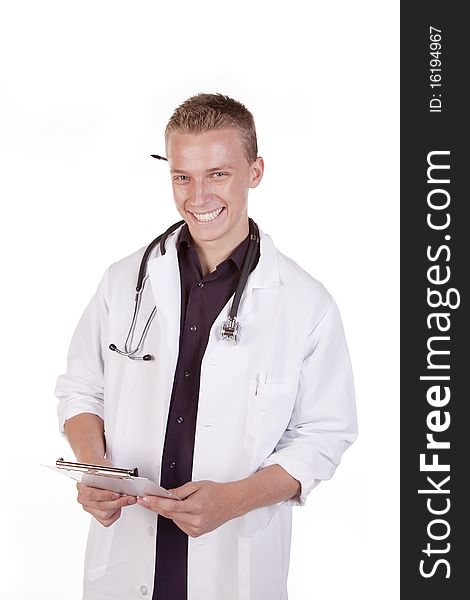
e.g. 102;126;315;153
56;224;357;600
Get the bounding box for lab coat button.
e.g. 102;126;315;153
176;416;184;424
197;282;204;288
190;325;197;332
140;585;148;596
184;370;191;378
169;461;176;469
147;526;154;537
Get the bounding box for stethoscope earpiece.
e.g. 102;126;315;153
109;343;152;361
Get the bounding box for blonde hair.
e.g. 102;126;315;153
165;93;258;164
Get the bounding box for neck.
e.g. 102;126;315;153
193;219;249;276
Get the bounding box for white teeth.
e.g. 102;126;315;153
191;208;223;223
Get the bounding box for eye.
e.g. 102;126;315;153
173;175;190;182
211;171;227;179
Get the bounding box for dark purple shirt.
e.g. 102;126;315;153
152;224;259;600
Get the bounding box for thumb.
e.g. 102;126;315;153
168;481;203;500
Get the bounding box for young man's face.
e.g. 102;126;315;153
166;127;263;250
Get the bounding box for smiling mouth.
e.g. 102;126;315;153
189;207;225;223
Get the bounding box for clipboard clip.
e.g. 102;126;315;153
56;457;139;479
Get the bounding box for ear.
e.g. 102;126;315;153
249;156;264;189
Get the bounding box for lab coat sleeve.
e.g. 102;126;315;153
259;298;357;506
55;268;110;433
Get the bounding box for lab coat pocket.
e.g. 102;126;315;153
238;506;284;600
83;519;115;583
245;379;299;466
239;504;277;538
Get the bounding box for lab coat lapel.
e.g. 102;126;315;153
194;228;283;480
231;228;281;319
202;228;281;365
146;227;182;401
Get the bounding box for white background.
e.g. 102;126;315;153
0;1;399;598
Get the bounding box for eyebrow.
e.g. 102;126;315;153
170;165;234;174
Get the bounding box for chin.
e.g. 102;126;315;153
188;226;227;244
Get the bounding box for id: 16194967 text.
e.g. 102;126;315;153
429;26;443;113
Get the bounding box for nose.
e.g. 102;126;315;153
192;177;210;206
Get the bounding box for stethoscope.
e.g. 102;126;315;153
109;217;260;361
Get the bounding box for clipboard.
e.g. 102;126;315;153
43;458;180;499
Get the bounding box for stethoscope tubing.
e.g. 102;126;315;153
109;219;259;360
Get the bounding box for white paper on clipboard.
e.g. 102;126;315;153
42;460;180;499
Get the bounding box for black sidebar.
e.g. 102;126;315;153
401;3;468;598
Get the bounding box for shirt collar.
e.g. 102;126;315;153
176;223;193;249
176;223;249;272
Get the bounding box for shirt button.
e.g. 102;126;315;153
169;461;176;469
184;370;191;378
190;325;197;332
198;282;204;288
176;416;184;424
147;526;154;537
140;585;148;596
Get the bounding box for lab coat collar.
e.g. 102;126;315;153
247;227;281;291
147;221;280;294
146;221;280;334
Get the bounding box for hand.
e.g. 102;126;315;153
75;456;136;527
136;480;239;538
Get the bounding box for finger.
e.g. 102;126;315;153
168;481;204;500
77;483;123;502
137;496;184;514
158;491;205;516
84;507;122;527
78;492;136;511
77;493;135;510
82;505;120;521
137;502;201;525
99;515;121;527
172;515;206;538
168;512;201;527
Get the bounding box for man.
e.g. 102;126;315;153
56;93;357;600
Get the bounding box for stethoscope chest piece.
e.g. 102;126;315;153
220;317;241;344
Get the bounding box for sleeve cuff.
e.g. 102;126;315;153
259;454;322;507
57;401;104;434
